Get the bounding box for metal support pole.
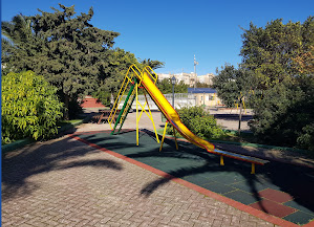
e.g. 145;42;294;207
194;55;198;89
220;155;224;166
111;82;136;135
251;163;255;174
159;121;168;152
173;126;179;150
172;84;175;107
136;83;139;146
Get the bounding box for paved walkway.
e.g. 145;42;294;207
79;110;251;132
2;135;276;227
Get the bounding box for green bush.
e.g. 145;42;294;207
2;71;63;144
166;106;224;140
297;124;314;151
250;79;314;151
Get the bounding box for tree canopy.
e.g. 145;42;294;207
213;65;255;107
2;4;120;118
213;16;314;150
240;17;314;89
156;78;188;94
2;4;164;119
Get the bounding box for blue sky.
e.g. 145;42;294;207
2;0;314;75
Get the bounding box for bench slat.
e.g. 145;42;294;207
212;149;269;165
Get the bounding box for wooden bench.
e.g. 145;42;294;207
211;149;269;174
97;110;120;124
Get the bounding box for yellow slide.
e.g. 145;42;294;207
139;72;215;152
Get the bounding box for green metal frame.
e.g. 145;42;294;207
111;80;137;135
117;94;136;133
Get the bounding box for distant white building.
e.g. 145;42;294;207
197;74;215;85
156;72;215;87
188;88;222;107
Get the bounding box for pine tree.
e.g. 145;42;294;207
2;4;120;119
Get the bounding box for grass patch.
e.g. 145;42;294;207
218;130;258;143
58;119;82;127
57;119;84;134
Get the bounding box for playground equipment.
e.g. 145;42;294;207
108;65;160;145
232;92;247;114
108;65;268;173
108;65;215;153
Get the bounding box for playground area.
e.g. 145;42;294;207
2;65;314;226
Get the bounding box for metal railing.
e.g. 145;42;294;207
118;93;196;110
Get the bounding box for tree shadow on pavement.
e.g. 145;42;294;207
134;142;268;213
2;136;123;201
89;130;267;212
32;130;314;218
136;136;314;215
214;142;314;212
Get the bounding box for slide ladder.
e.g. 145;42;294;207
109;65;160;144
109;65;141;134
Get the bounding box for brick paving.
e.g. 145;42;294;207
2;135;278;227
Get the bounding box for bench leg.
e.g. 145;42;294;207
220;155;224;166
251;163;255;174
97;113;104;124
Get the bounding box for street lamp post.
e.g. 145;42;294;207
171;75;176;107
194;55;198;89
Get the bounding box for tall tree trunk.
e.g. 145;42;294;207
64;93;70;120
238;98;243;135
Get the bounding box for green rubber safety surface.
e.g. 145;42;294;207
201;181;237;194
284;200;314;215
283;211;314;225
76;130;314;226
224;190;263;205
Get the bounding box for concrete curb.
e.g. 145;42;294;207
2;138;34;154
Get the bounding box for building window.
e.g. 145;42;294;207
208;95;214;100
